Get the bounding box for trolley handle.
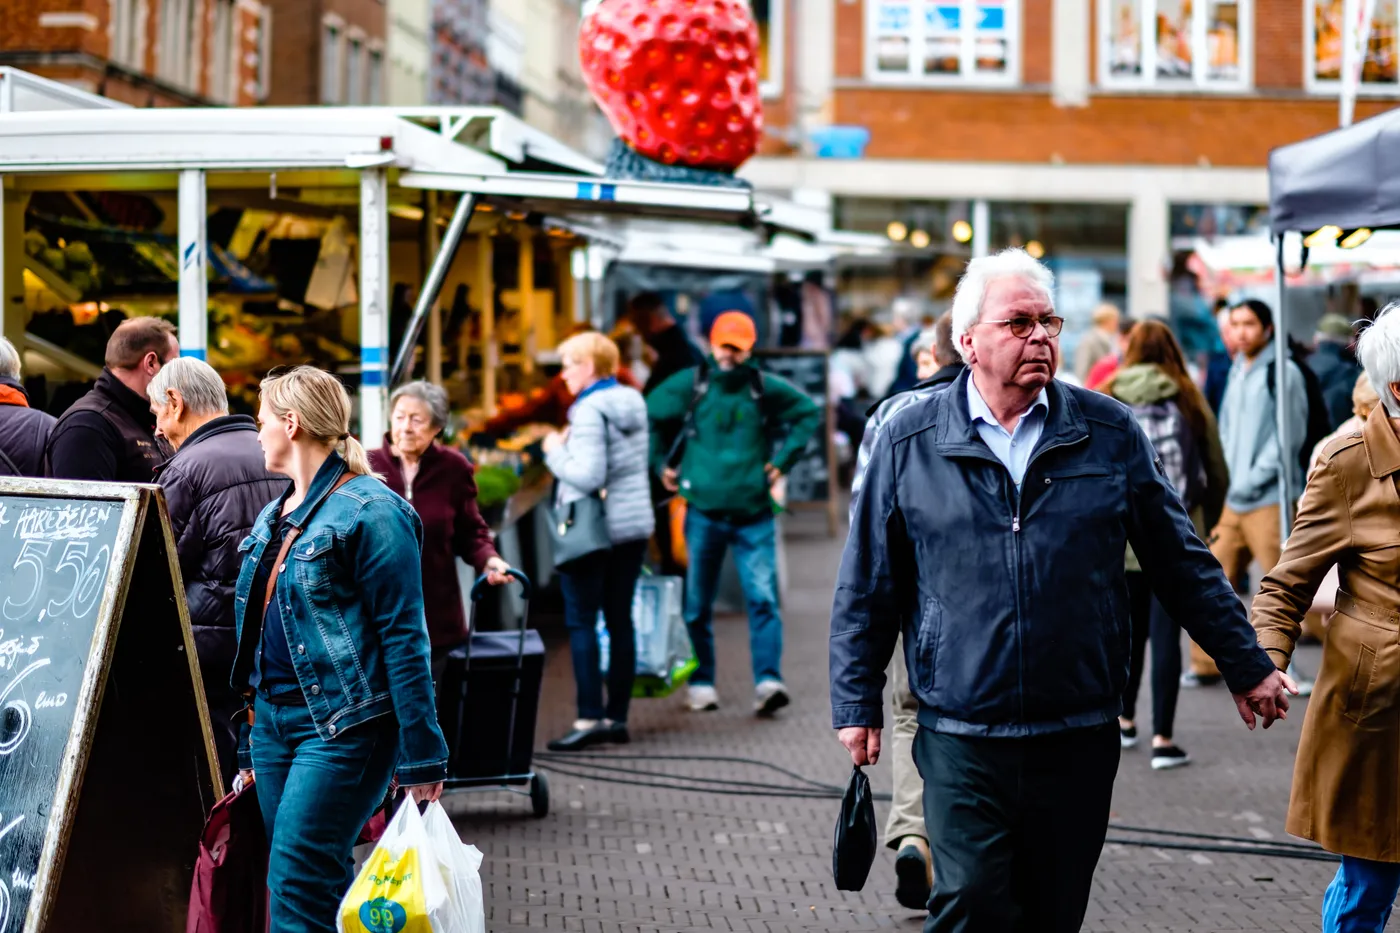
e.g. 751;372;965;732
470;567;532;602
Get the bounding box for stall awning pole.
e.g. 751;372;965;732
177;169;208;359
1274;234;1293;541
390;192;475;387
422;190;443;385
360;168;391;444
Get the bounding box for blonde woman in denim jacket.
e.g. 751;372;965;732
232;366;447;933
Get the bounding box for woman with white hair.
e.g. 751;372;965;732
1253;305;1400;930
148;356;284;786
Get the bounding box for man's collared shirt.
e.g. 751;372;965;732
966;375;1050;488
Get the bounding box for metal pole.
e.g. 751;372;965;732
360;169;391;444
1274;234;1293;541
390;192;476;387
422;190;443;385
177;169;208;359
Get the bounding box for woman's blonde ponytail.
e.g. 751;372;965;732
260;365;382;478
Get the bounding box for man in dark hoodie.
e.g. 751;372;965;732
0;337;56;477
850;310;962;912
147;357;285;785
46;316;179;482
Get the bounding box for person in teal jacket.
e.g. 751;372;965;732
647;311;821;717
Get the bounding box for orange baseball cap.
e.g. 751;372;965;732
710;311;757;351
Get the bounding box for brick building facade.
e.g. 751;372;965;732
0;0;271;107
263;0;386;105
743;0;1398;322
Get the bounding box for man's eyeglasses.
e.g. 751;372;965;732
979;315;1065;339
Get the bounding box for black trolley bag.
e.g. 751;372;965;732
437;568;550;817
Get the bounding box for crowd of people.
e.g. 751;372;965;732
833;246;1394;932
0;296;821;932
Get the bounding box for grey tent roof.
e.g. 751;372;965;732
1270;107;1400;234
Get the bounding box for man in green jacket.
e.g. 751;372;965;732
647;311;822;716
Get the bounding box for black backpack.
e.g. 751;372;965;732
1266;356;1332;475
662;359;773;470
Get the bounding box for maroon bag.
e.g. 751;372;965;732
187;785;269;933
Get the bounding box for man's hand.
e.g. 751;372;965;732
1232;669;1300;730
764;462;783;484
838;727;881;766
407;781;444;805
661;467;680;492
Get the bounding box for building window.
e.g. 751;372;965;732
755;0;784;98
1100;0;1250;89
321;20;342;104
210;0;235;103
158;0;197;86
1308;0;1400;93
347;36;365;104
368;46;384;105
865;0;1020;85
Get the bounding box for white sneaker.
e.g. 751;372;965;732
754;680;790;716
688;684;720;712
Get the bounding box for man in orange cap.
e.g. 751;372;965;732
646;310;822;716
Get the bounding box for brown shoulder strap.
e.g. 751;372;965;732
261;471;355;620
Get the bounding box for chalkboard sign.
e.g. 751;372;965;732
754;350;838;537
0;479;218;933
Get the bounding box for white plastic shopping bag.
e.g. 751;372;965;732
423;802;486;933
337;799;466;933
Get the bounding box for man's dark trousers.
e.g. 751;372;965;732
914;721;1120;931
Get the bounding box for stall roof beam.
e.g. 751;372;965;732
0;67;129;112
393;107;604;176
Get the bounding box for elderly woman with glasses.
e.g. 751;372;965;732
369;381;512;675
1253;305;1400;931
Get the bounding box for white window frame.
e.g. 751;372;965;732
1304;0;1400;96
346;28;365;105
321;14;344;104
367;41;384;106
1098;0;1253;91
758;0;785;99
864;0;1021;87
209;0;235;103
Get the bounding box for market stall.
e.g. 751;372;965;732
1268;106;1400;532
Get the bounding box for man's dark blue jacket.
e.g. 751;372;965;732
830;368;1275;737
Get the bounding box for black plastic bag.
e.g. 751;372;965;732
832;765;877;891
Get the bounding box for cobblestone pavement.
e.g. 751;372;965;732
445;510;1334;932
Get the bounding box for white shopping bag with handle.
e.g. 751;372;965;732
423;802;486;933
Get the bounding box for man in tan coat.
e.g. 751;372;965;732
1252;305;1400;930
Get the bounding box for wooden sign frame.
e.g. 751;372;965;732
0;478;220;933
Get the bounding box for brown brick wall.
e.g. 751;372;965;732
325;0;387;41
264;0;320;104
836;0;863;79
1023;0;1052;85
834;88;1395;165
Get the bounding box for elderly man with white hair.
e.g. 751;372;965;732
830;247;1295;931
1253;305;1400;931
148;356;284;786
0;336;56;477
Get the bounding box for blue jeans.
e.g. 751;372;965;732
252;698;399;933
1323;856;1400;932
558;539;648;722
684;509;782;687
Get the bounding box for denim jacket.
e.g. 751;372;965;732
231;454;449;785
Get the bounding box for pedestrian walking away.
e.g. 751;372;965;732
45;316;179;482
148;357;286;788
0;336;56;477
232;366;448;933
831;247;1296;933
1252;306;1400;933
851;311;964;912
647;310;821;716
542;331;655;752
370;379;513;683
1104;320;1229;771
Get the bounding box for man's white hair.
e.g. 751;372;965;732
0;337;19;381
950;248;1056;363
147;356;229;417
1357;303;1400;417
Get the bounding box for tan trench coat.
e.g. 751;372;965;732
1253;405;1400;862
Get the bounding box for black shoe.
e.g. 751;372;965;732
1119;724;1139;749
601;722;630;745
894;842;933;910
547;723;612;752
1151;745;1191;770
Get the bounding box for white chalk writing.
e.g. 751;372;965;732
33;692;66;710
0;634;40;673
13;504;112;542
6;872;28;893
0;659;49;757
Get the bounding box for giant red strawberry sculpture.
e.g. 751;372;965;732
579;0;764;173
